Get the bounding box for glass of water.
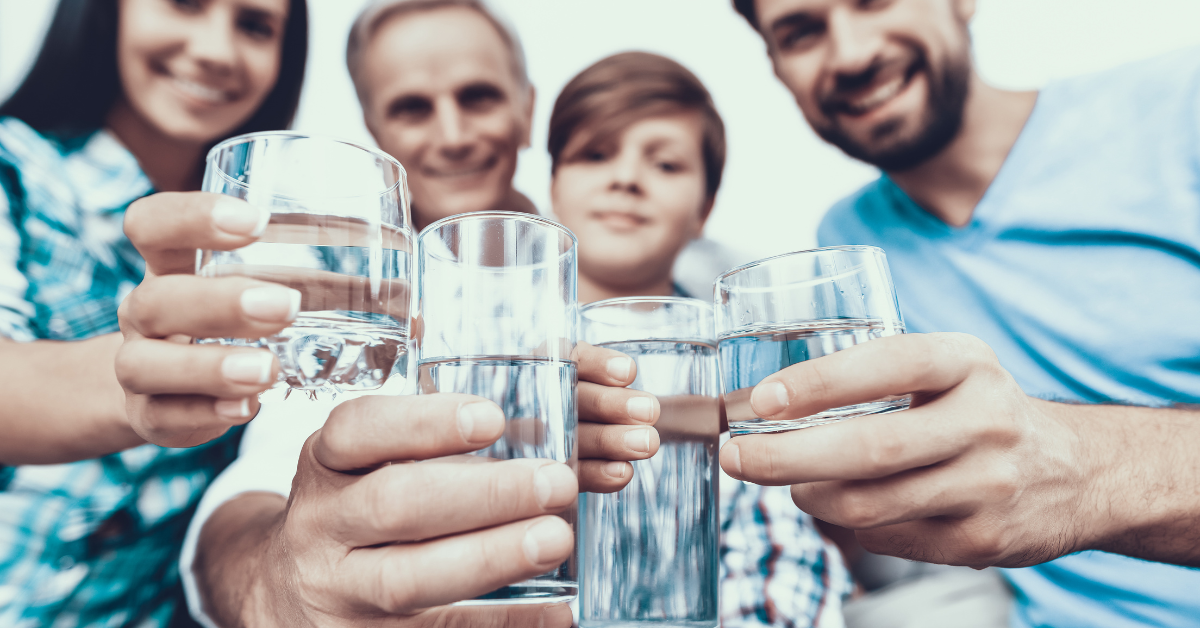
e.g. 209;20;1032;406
578;297;719;628
198;132;414;395
416;211;578;604
716;245;908;435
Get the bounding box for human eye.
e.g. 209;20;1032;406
236;11;278;41
774;16;825;51
857;0;894;9
657;161;683;173
458;84;504;112
388;96;433;121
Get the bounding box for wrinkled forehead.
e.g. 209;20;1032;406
756;0;960;32
361;7;524;99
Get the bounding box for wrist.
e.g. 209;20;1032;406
196;493;291;627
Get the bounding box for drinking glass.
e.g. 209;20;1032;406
578;297;719;628
716;245;908;435
416;211;578;604
197;132;414;395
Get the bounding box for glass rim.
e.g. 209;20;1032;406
714;245;885;287
580;295;711;314
206;131;408;200
420;210;579;247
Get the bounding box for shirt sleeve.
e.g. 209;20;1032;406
179;393;338;626
719;462;854;628
0;165;36;341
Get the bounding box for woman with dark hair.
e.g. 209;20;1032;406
0;0;307;624
546;52;855;627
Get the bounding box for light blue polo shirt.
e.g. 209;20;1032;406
818;48;1200;627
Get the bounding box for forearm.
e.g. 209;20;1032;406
194;492;294;628
0;333;140;464
1055;400;1200;567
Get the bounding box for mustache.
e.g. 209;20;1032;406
817;52;925;116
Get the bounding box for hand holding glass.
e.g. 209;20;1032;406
716;246;908;435
197;132;414;395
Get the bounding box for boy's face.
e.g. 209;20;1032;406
552;112;711;293
755;0;975;170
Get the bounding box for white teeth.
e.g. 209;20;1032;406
174;77;228;103
847;77;905;114
428;164;490;178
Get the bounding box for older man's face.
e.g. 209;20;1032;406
755;0;974;171
359;7;532;228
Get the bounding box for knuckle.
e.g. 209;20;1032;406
837;489;885;529
376;556;420;613
858;433;900;475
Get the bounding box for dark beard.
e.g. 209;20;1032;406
813;49;971;172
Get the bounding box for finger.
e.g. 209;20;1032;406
573;342;637;387
329;459;577;547
126;393;256;448
578;459;633;493
719;404;972;484
314;393;506;472
790;464;981;530
747;332;990;420
120;275;299;339
421;604;573;628
116;338;278;397
339;515;573;613
578;422;658;462
853;519;1014;568
578;381;660;426
125;192;269;275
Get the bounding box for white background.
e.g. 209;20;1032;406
3;0;1200;260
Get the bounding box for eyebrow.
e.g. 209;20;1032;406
237;0;288;22
769;10;819;37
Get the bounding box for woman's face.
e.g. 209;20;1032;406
116;0;288;144
552;113;712;290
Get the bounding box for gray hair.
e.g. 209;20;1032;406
346;0;529;102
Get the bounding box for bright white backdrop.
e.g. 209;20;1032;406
3;0;1200;260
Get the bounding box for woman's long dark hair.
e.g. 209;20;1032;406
0;0;308;141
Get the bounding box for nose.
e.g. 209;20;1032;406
608;149;643;195
188;9;238;74
825;7;885;80
434;100;472;160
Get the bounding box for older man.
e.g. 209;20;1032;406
347;0;536;230
724;0;1200;627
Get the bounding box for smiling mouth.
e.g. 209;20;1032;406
830;60;921;118
591;210;649;230
424;155;498;179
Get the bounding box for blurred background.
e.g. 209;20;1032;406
3;0;1199;261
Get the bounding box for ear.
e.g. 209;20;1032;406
519;84;537;149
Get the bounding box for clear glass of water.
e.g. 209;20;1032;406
415;211;578;604
198;132;414;395
716;245;908;435
578;297;719;628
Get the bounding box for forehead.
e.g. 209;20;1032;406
360;7;519;97
755;0;838;26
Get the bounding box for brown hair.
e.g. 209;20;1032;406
345;0;528;102
548;51;727;201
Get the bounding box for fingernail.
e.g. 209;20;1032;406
606;356;633;381
603;461;628;479
212;198;270;237
533;464;577;510
723;441;743;477
626;396;656;423
540;604;573;628
222;352;274;385
213;398;251;419
241;286;301;323
522;517;572;567
623;427;653;454
751;381;790;417
457;401;504;445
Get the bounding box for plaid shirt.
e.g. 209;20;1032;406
0;117;243;627
720;470;854;627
